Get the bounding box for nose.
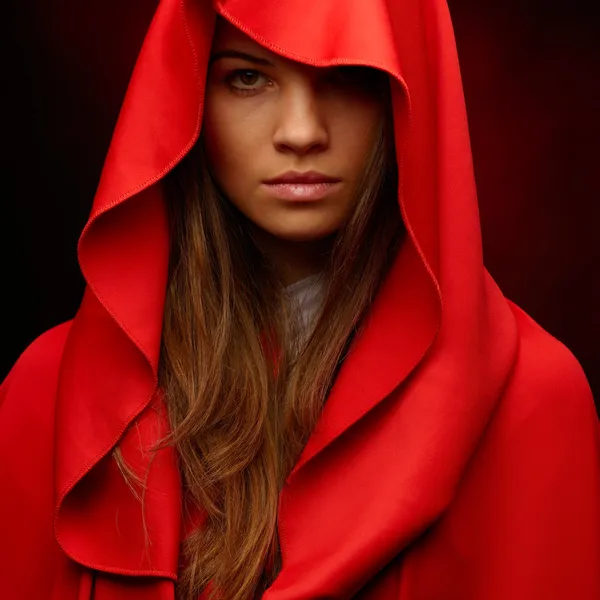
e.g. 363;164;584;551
272;78;329;156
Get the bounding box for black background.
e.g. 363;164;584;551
3;1;599;413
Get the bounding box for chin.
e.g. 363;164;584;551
257;213;345;244
267;226;340;244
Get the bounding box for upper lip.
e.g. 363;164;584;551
263;170;341;184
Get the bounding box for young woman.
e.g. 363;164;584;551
1;1;598;599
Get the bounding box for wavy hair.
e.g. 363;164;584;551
132;71;402;600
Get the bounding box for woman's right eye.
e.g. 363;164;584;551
225;69;271;95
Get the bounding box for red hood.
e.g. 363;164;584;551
54;0;518;595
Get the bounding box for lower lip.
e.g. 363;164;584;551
262;182;341;201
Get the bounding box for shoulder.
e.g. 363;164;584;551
490;300;598;451
507;300;594;409
421;303;600;599
0;321;73;414
0;322;74;591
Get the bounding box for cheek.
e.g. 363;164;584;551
202;98;259;185
331;102;381;169
202;109;238;177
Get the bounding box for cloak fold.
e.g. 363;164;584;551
1;0;598;598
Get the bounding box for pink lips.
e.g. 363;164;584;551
263;170;342;201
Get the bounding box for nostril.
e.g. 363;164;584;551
273;123;329;155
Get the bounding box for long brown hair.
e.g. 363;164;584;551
150;72;401;600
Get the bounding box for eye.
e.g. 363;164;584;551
226;69;272;95
327;66;382;88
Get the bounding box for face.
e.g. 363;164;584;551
202;18;386;245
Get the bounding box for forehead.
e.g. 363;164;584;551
208;16;391;93
212;18;270;54
210;17;302;69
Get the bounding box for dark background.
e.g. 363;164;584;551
3;1;599;413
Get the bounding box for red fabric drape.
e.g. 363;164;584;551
1;1;598;598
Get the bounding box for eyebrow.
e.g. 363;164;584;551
208;50;275;67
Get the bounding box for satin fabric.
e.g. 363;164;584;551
1;0;599;598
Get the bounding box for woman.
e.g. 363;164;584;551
1;0;598;599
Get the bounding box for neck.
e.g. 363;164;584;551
250;227;333;286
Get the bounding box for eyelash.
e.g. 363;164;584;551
225;69;271;96
222;66;378;97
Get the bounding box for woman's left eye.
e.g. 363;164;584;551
226;69;271;94
327;66;376;86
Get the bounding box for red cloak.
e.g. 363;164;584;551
1;0;599;598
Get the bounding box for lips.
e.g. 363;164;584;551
263;170;341;184
262;182;342;202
